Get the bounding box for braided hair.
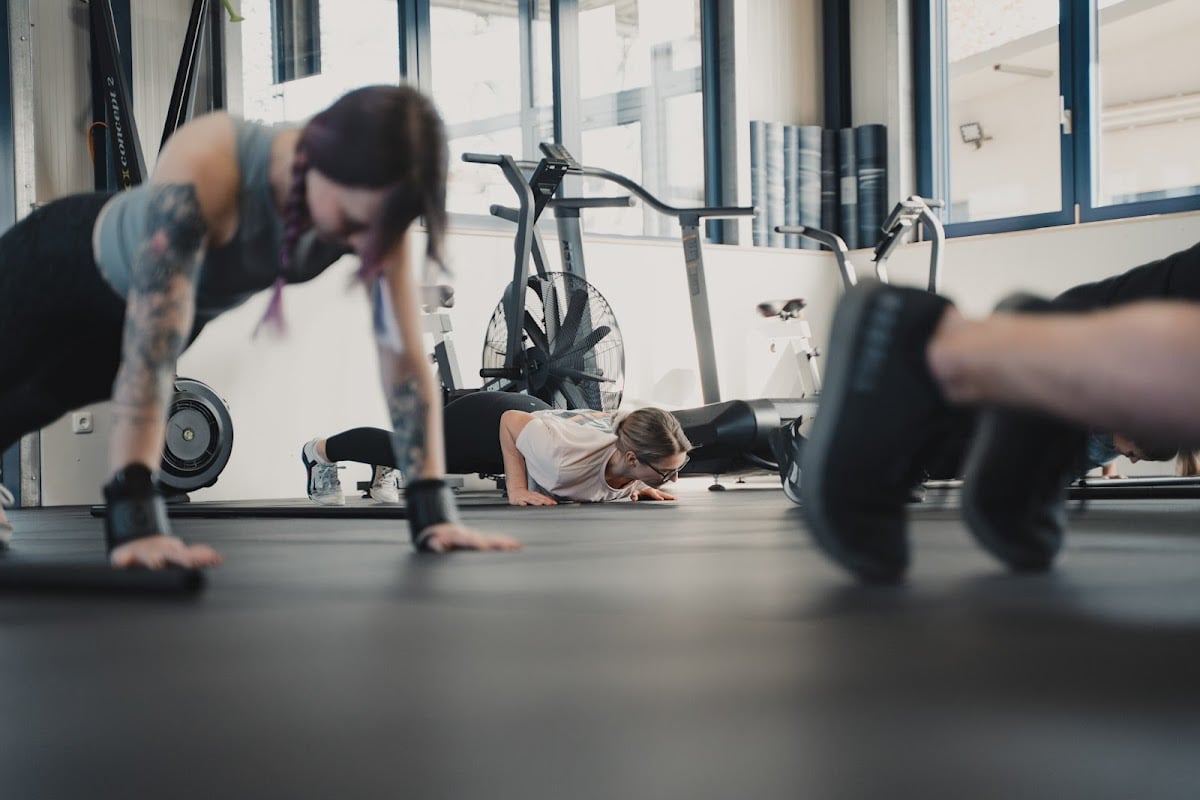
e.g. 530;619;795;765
257;84;449;333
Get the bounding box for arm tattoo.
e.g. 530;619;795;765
386;375;429;479
112;185;207;431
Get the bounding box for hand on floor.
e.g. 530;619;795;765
507;489;557;507
418;523;522;553
110;535;223;570
631;487;675;501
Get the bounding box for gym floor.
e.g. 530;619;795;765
3;481;1200;799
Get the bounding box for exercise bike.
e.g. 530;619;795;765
764;195;948;500
459;144;821;488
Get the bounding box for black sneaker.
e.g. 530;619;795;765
961;294;1088;571
770;418;805;505
799;281;953;583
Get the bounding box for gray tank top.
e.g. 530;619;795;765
94;117;349;328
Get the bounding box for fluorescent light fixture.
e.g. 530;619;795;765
993;63;1054;78
1102;91;1200;131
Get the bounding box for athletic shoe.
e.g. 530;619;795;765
961;294;1088;571
369;465;403;504
301;442;345;506
770;418;805;506
799;281;953;582
0;483;13;547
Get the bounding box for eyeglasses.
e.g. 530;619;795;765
636;454;690;483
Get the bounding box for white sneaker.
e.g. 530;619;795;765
0;483;14;547
301;443;345;506
369;465;403;504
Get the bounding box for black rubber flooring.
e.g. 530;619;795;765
87;492;513;519
3;484;1200;799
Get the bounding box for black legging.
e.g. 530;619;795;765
0;194;126;454
0;193;220;456
1051;239;1200;311
324;391;553;475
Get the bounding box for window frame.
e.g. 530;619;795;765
397;0;722;239
914;0;1200;238
271;0;322;84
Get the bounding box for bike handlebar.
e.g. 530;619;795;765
507;158;756;220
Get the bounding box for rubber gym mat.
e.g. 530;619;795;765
925;477;1200;501
1066;483;1200;500
0;562;205;594
88;493;512;520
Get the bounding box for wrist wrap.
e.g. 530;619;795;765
405;479;461;551
103;465;171;552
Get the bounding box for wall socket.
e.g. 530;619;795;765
71;412;94;434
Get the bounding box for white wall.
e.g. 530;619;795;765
41;205;1200;505
742;0;823;125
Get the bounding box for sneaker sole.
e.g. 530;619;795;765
369;488;402;505
799;283;907;583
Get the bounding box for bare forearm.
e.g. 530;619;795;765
381;354;444;479
111;185;205;470
929;302;1200;445
499;423;531;493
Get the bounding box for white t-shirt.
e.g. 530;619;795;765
515;410;640;502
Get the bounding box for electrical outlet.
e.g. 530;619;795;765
71;412;94;434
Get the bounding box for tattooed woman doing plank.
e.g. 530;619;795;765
0;85;520;565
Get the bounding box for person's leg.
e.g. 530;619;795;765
300;392;556;504
0;193;121;530
319;427;398;504
323;427;396;465
928;300;1200;448
1052;240;1200;310
442;391;552;475
298;429;374;506
913;240;1200;488
0;345;121;533
799;282;1200;582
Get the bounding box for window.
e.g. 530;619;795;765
240;0;401;124
428;1;554;218
917;0;1200;236
425;0;710;237
1093;0;1200;207
240;0;718;237
574;0;705;237
271;0;322;83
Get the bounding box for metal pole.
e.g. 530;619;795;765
161;0;210;150
9;0;38;507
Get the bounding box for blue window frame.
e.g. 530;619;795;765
915;0;1200;238
397;0;722;239
271;0;321;84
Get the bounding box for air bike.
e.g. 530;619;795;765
449;143;824;488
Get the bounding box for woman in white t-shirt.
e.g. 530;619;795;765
300;393;693;506
499;406;693;506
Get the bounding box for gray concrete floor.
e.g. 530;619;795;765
3;480;1199;799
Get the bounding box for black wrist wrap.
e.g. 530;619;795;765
405;479;461;551
103;465;171;552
